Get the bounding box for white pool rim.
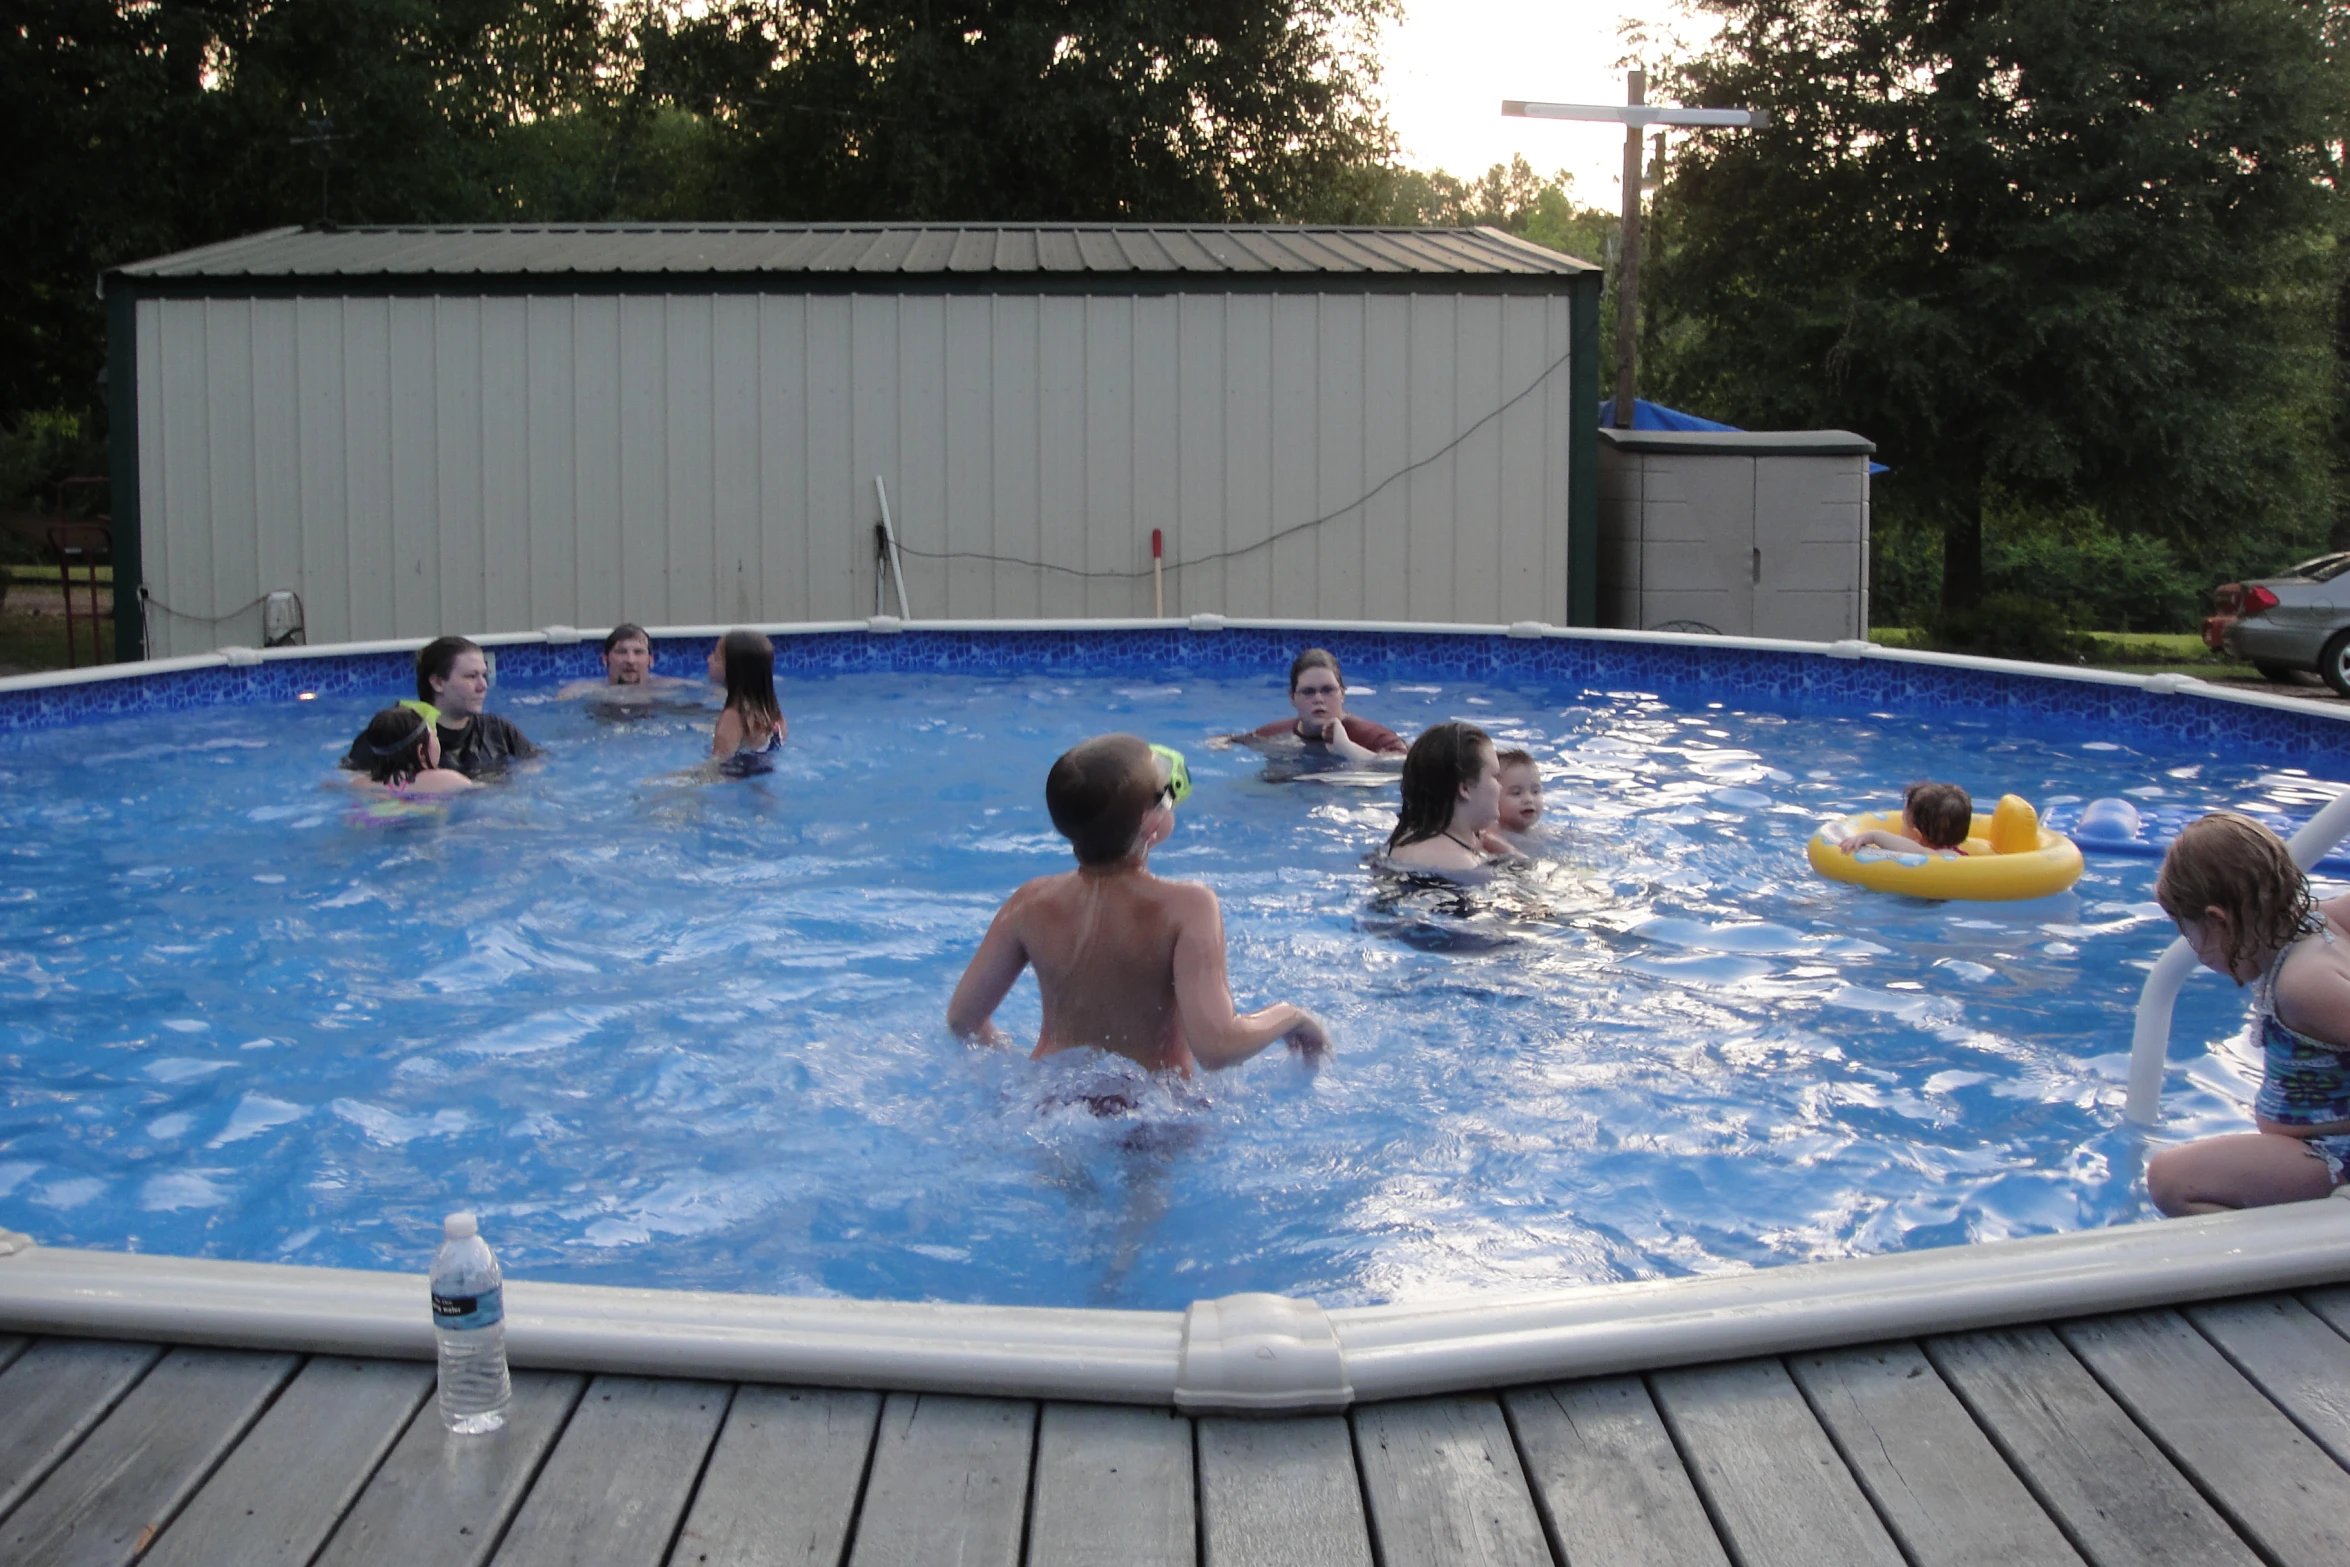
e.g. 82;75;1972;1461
4;1200;2347;1413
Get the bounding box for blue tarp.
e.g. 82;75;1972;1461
1599;397;1890;474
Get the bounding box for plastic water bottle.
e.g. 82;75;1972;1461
430;1211;511;1433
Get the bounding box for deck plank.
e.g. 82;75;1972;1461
1502;1376;1727;1567
1788;1341;2081;1567
2189;1294;2350;1468
0;1338;165;1524
492;1375;731;1567
1650;1357;1905;1567
1925;1326;2260;1567
843;1392;1034;1567
314;1370;584;1567
2058;1309;2350;1563
1024;1402;1194;1567
143;1354;432;1567
664;1385;881;1567
1353;1395;1551;1567
0;1344;298;1567
1197;1414;1373;1567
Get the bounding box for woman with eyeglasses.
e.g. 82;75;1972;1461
1214;648;1407;763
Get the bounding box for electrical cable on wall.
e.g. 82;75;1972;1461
888;341;1577;582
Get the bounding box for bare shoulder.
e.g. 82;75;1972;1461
2275;934;2350;1043
1154;876;1222;922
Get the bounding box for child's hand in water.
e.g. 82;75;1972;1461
1284;1011;1332;1069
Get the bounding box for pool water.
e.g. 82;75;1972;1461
0;668;2334;1309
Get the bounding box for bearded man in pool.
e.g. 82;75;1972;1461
342;636;540;779
556;623;695;700
948;734;1330;1076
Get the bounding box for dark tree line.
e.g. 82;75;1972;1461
1646;0;2349;615
3;0;1393;448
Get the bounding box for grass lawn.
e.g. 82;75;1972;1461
2;563;114;585
0;614;112;675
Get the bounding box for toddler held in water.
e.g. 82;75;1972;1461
947;734;1330;1075
1840;780;1972;858
1479;748;1544;854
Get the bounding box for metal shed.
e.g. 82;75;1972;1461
103;224;1600;658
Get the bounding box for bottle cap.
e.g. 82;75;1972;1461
443;1211;478;1239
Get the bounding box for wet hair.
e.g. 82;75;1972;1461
1494;748;1538;775
1289;648;1344;693
603;622;649;657
1046;734;1159;866
1388;722;1495;852
415;636;481;702
718;630;780;734
2156;812;2314;981
357;706;433;785
1903;781;1973;850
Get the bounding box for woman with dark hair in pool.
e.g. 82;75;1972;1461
1383;722;1504;873
350;706;474;797
1215;648;1407;762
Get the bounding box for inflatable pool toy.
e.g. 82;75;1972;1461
2040;796;2350;875
1808;794;2083;901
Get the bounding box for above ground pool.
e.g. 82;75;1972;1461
1;627;2344;1311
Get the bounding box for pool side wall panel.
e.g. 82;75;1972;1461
4;624;2346;774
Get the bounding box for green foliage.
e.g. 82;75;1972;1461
0;410;104;513
1651;0;2348;611
1918;592;2091;663
1871;496;2332;632
4;0;1399;445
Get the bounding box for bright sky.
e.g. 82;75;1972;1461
1374;0;1719;207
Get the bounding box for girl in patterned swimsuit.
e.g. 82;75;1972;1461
2147;813;2350;1214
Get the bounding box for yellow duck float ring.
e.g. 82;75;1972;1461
1808;794;2083;901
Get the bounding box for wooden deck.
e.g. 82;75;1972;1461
10;1287;2350;1565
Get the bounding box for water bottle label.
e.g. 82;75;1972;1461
432;1285;503;1330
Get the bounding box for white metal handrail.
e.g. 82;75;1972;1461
2125;789;2350;1124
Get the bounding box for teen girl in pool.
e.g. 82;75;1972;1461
1382;722;1504;873
1218;648;1407;762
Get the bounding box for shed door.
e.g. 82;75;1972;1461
1752;456;1866;641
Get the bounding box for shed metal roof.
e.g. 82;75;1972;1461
111;223;1595;290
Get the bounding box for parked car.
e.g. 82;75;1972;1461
2214;552;2350;692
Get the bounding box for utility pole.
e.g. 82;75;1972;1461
1504;79;1768;427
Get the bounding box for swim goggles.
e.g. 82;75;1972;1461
1149;744;1191;805
397;700;442;727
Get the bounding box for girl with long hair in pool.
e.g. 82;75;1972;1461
706;630;788;776
1383;721;1504;873
350;706;474;797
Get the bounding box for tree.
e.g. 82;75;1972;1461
703;0;1396;223
1649;0;2345;610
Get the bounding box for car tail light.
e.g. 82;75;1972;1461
2243;585;2281;613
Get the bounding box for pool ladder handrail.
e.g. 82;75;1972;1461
2126;788;2350;1125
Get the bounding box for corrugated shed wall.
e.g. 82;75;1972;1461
136;291;1575;655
